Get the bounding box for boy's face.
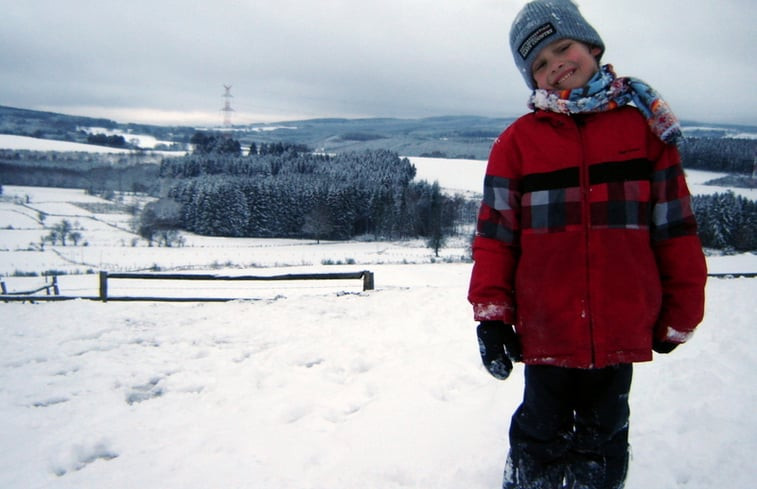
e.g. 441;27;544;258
531;39;602;91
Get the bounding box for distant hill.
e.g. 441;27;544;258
1;105;755;160
0;105;196;149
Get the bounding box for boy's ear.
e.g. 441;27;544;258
590;45;602;57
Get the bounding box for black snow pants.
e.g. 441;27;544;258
503;364;632;489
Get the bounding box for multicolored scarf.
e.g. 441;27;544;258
528;64;683;145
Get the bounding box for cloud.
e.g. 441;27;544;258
0;0;753;125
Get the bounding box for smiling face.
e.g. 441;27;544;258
531;38;602;91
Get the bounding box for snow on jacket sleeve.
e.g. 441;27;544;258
649;141;708;343
468;129;520;323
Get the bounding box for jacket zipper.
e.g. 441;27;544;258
575;116;596;367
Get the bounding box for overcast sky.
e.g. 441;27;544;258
1;0;754;126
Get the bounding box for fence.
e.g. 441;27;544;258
1;270;374;302
2;270;754;303
1;275;59;298
706;273;757;278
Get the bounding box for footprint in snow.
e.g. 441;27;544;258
31;396;69;408
125;377;164;405
51;441;118;477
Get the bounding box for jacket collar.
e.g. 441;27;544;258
533;109;570;127
533;109;597;127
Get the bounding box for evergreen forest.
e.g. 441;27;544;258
158;144;468;243
693;192;757;252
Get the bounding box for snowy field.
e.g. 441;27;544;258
0;134;133;153
1;260;755;488
0;134;185;155
1;140;756;487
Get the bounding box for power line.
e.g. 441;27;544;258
221;84;234;127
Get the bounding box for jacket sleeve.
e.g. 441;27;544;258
468;132;521;323
649;141;708;343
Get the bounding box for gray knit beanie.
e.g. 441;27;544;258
509;0;604;89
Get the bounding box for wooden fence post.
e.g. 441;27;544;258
362;271;374;291
52;275;60;296
99;271;108;302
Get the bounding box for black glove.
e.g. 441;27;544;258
653;339;679;354
477;321;522;380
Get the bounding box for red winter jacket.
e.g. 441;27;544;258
468;107;707;368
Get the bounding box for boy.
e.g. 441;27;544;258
468;1;707;488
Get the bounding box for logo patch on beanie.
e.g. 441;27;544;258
518;22;555;60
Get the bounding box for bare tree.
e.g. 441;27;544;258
302;205;333;244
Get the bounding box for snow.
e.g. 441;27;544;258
0;134;132;153
682;168;757;200
1;151;756;487
0;134;185;156
249;125;299;132
1;264;756;488
409;157;486;196
78;127;177;150
683;126;757;140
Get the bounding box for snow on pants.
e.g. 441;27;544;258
503;364;632;489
